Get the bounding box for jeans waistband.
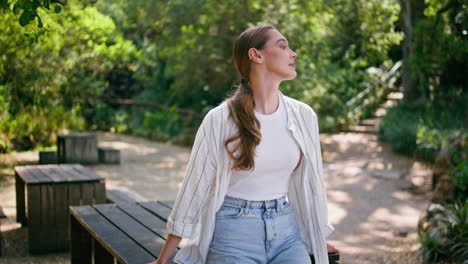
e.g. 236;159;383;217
223;195;289;211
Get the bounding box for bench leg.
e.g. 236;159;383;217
94;239;114;264
0;221;2;257
70;215;92;264
15;173;26;226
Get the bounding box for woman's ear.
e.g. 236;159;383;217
248;48;262;63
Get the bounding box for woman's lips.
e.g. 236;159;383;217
289;63;296;68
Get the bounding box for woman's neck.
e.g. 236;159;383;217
250;76;281;115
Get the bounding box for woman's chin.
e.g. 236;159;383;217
286;72;297;80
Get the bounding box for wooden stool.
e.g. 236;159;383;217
98;146;121;164
39;151;57;164
57;133;98;164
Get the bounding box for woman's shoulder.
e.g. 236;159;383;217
281;93;317;118
201;100;231;127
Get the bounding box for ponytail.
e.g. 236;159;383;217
224;79;261;171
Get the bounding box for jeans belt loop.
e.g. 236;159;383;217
281;196;288;213
244;201;250;214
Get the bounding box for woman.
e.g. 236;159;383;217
152;24;338;264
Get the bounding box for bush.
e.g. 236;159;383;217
452;160;468;204
418;201;468;263
378;94;466;163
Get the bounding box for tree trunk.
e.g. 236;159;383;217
399;0;426;102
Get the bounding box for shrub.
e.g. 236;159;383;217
418;201;468;263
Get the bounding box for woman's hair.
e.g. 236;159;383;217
224;24;276;171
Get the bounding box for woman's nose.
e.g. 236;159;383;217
291;51;297;59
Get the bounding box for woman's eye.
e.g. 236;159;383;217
281;46;287;49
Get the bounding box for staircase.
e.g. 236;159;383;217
346;89;403;134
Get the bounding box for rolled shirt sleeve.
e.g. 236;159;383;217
166;111;218;238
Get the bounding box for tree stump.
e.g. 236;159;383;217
57;133;98;164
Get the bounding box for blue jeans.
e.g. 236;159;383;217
206;195;312;264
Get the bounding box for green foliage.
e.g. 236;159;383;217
409;0;467;103
0;0;442;152
0;0;102;29
94;0;402;133
378;93;466;162
142;106;181;141
0;0;63;28
418;201;468;263
0;3;138;152
452;160;468;204
378;101;420;155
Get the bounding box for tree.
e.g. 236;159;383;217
398;0;426;101
0;0;68;28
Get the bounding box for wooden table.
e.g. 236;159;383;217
70;200;340;264
70;200;177;264
15;164;106;254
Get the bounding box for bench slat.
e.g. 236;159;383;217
158;200;175;209
34;166;63;182
71;164;103;181
107;189;147;204
116;203;171;242
138;201;172;221
14;166;42;183
28;166;54;182
58;165;91;181
70;205;155;264
94;204;168;259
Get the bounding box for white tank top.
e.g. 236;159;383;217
226;93;301;201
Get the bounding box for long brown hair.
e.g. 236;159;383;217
224;25;275;171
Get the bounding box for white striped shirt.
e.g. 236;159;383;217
166;90;335;264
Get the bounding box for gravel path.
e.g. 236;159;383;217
0;131;436;263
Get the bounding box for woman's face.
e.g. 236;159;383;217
258;29;297;81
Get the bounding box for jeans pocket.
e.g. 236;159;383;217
215;205;243;219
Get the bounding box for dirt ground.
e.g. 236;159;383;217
0;131;452;264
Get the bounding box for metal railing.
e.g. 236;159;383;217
344;60;402;121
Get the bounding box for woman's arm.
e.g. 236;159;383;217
166;110;218;238
149;234;182;264
150;110;218;263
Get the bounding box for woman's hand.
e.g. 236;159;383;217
326;242;340;253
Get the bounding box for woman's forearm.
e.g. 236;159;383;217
156;233;182;263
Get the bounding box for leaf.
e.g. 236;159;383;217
31;0;40;9
19;10;33;27
13;3;20;15
36;14;43;28
54;4;61;13
44;0;50;9
0;0;8;10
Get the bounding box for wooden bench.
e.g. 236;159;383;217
70;200;178;264
15;164;106;254
70;200;340;264
0;205;7;257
